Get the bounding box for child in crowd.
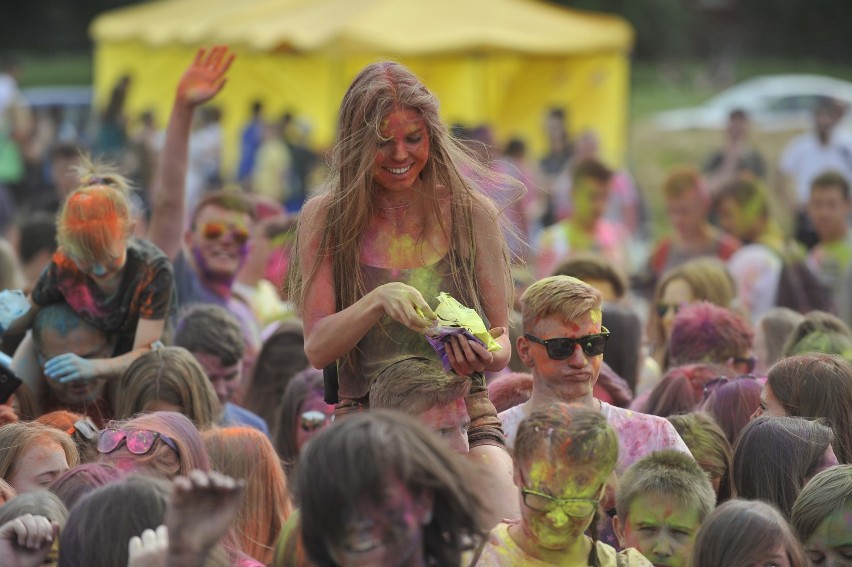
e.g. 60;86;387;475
791;464;852;566
614;450;716;567
474;403;651;566
5;164;174;399
692;500;806;567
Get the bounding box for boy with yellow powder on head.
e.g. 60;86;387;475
471;403;651;566
613;450;716;567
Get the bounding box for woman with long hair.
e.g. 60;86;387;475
296;410;483;567
203;427;293;564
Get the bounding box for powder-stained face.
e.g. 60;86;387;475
615;493;702;567
37;322;113;405
329;476;432;567
188;204;251;282
666;188;707;239
69;238;127;283
804;506;852;567
192;351;242;405
417;397;470;456
572;177;610;225
373;108;430;194
808;186;851;243
516;458;606;552
7;441;70;493
518;312;603;404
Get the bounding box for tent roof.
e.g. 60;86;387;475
90;0;633;54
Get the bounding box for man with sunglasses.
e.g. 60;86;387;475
147;47;260;364
499;276;691;476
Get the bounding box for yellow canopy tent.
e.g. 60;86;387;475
90;0;633;176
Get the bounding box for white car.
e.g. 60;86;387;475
652;74;852;131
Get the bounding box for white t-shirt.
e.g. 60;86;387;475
779;130;852;205
499;401;692;475
726;243;783;324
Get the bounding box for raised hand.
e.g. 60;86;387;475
164;470;244;560
176;45;235;108
0;514;58;567
127;525;168;567
373;282;438;333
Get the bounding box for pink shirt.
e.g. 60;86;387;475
499;401;692;475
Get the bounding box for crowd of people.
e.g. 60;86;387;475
0;43;850;566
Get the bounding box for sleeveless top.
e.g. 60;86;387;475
337;253;466;400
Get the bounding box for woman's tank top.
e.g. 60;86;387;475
337;254;465;400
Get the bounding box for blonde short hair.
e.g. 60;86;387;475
519;275;602;332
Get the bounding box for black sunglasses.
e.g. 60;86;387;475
524;327;610;359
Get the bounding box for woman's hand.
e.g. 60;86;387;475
176;46;234;108
164;470;244;560
446;327;505;376
373;283;438;333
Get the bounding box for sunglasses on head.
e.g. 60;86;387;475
199;222;250;245
524;327;610;359
97;429;179;456
300;410;333;433
702;374;758;401
66;418;99;441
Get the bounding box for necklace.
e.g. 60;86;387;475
377;200;415;211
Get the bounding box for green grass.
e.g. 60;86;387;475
18;53;92;87
630;58;852;119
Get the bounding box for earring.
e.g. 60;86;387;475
422;509;433;526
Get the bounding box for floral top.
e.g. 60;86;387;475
499;401;692;475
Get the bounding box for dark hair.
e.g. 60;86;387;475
572;158;613;185
58;476;170;567
700;378;762;446
49;463;122;511
553;254;628;300
692;499;806;567
295;411;483;567
714;177;770;221
244;320;309;431
729;108;748;121
274;368;325;466
18;212;57;265
641;363;725;417
733;416;834;518
767;353;852;463
811;170;850;200
600;305;641;392
174;304;244;367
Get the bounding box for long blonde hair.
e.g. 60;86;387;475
288;61;519;374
